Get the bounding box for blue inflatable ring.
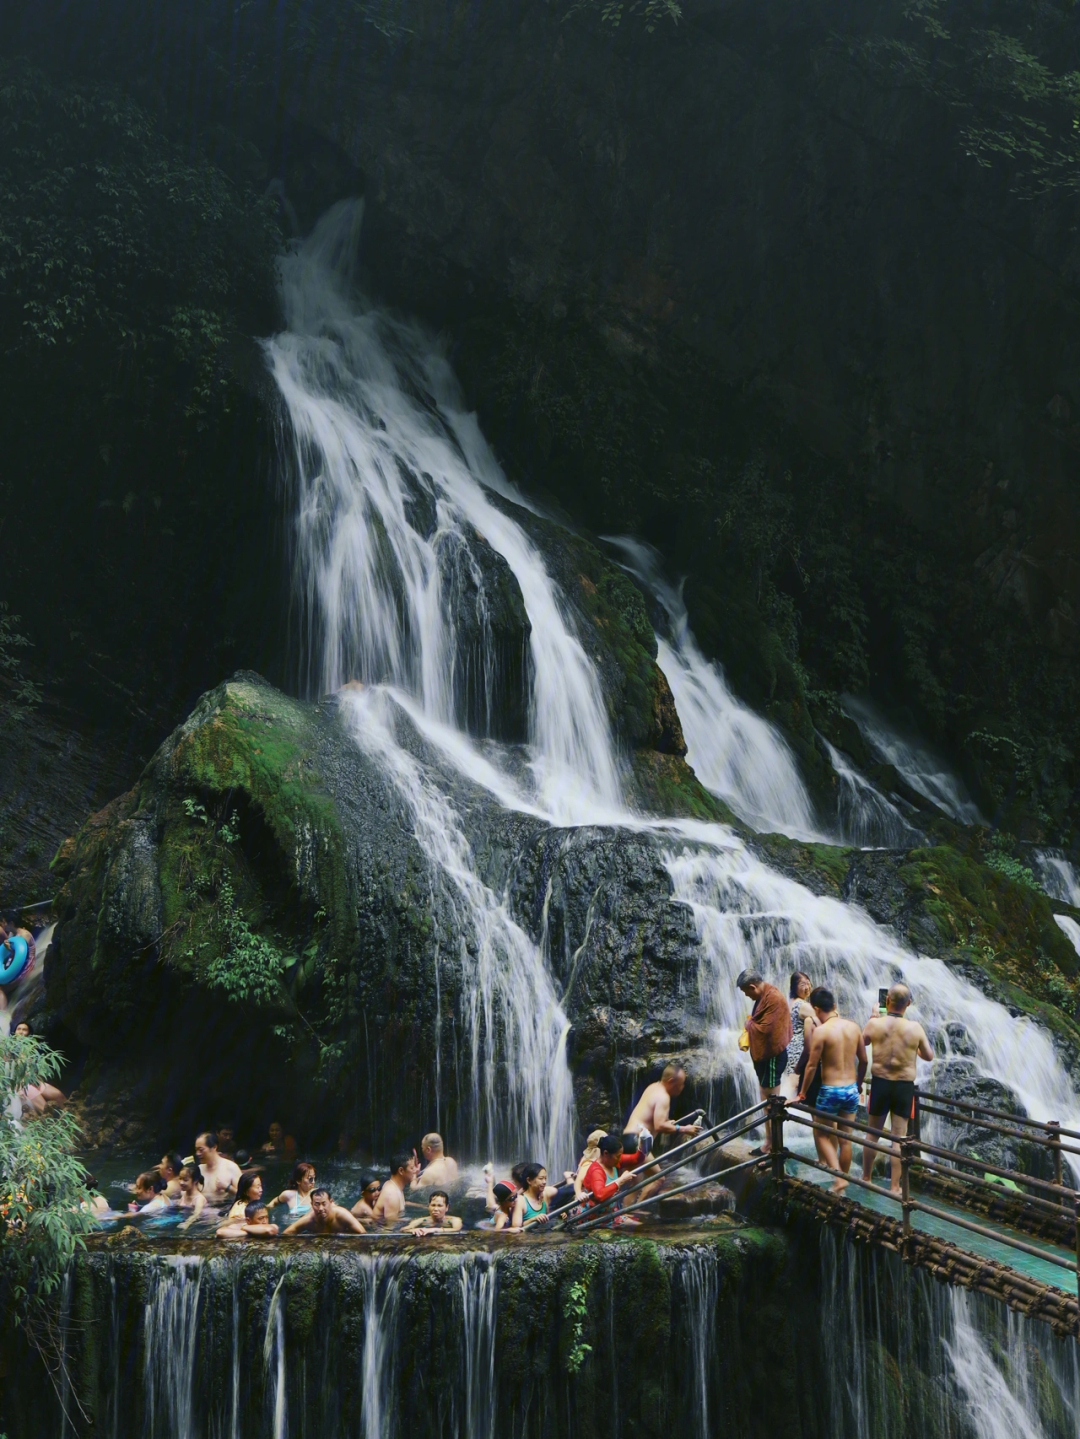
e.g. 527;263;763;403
0;934;29;986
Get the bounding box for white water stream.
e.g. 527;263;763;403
266;203;1080;1185
843;694;986;825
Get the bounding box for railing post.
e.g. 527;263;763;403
769;1096;786;1184
912;1085;921;1144
1048;1120;1064;1208
900;1138;913;1249
1074;1194;1080;1339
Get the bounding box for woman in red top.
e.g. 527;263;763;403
582;1135;638;1205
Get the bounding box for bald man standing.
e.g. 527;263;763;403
861;984;934;1195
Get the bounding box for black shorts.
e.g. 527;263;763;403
868;1076;915;1119
753;1049;788;1089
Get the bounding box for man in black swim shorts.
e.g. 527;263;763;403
861;984;935;1195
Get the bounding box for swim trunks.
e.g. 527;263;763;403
868;1076;916;1119
753;1048;788;1089
815;1084;860;1116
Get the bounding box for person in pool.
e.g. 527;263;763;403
260;1121;297;1162
158;1153;185;1200
510;1165;550;1230
13;1021;31;1037
283;1187;366;1235
271;1161;317;1218
351;1174;382;1222
485;1180;517;1231
225;1170;264;1221
403;1190;463;1233
216;1202;280;1240
130;1172;170;1215
194;1133;241;1205
176;1165;208;1229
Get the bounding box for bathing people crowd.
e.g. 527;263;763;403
738;968;934;1195
113;1069;706;1239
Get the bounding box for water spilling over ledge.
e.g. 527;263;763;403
9;1226;1078;1439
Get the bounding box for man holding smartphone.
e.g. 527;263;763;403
861;983;935;1195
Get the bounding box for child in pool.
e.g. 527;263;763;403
176;1164;207;1227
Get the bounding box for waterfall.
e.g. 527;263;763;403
843;694;985;825
818;1227;1080;1437
458;1253;497;1439
143;1257;203;1439
674;1249;718;1439
265;202;1080;1174
605;536;823;839
1034;850;1080;958
359;1257;404;1439
823;738;924;849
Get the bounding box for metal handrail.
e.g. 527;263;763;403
770;1098;1080;1330
918;1093;1080;1144
557;1100;770;1231
918;1101;1080;1159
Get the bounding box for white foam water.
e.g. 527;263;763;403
604;536;823;840
1034;849;1080;958
268;202;1080;1183
843;694;985;825
823;739;923;849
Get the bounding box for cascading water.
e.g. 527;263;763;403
605;536;822;839
1035;849;1080;958
823;738;924;849
265;201;1080;1179
143;1258;203;1439
843;694;985;825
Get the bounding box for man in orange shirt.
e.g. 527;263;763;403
737;969;792;1154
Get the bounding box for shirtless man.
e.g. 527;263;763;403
796;987;867;1193
624;1064;703;1143
403;1189;463;1234
372;1152;419;1227
861;983;934;1195
410;1133;460;1189
283;1187;366;1235
194;1132;242;1206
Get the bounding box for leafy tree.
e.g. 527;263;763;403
0;1032;96;1417
0;59;280;420
0;604;41;721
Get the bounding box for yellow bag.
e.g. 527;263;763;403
738;1023;751;1052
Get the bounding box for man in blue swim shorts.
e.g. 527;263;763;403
796;987;867;1194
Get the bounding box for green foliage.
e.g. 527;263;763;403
852;0;1080;194
564;0;681;31
984;832;1038;889
0;601;42;718
204;874;290;1007
0;1032;96;1410
563;1276;593;1373
0;59;280;419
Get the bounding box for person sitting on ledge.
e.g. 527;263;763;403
194;1132;241;1206
403;1190;463;1234
217;1202;280;1240
351;1173;382;1223
283;1187;366;1235
410;1132;459;1188
372;1152;418;1227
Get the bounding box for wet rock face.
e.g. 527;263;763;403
928;1060;1055;1181
41;671;715;1152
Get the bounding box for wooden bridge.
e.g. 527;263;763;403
556;1091;1080;1338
